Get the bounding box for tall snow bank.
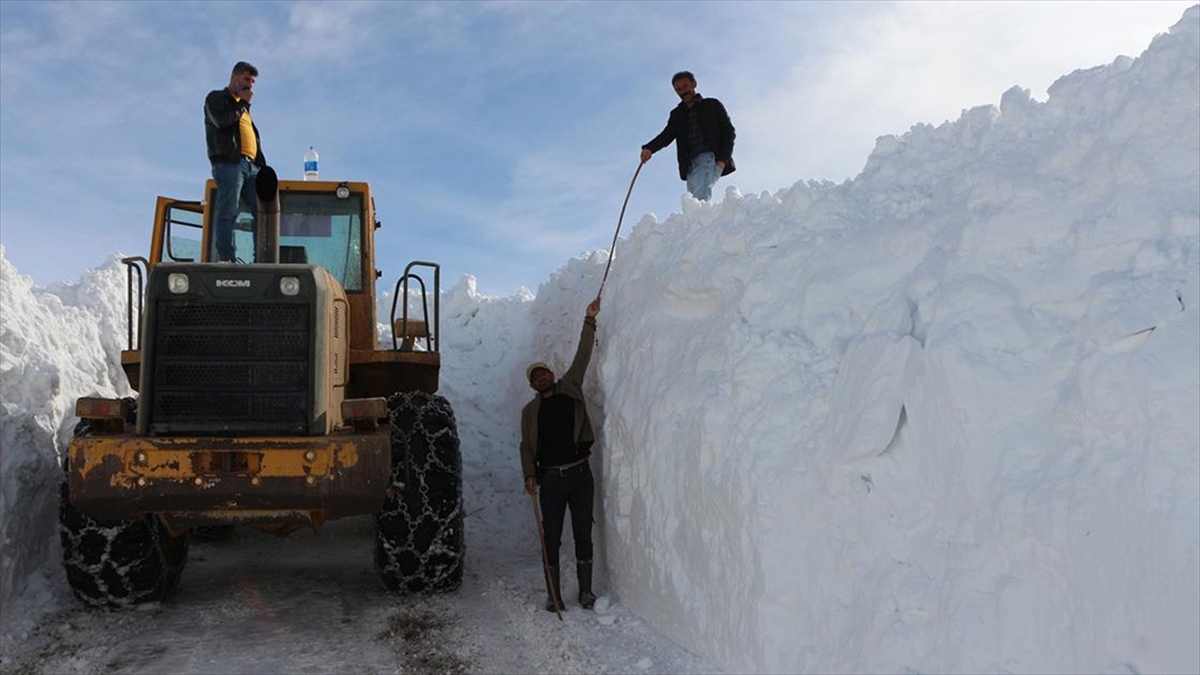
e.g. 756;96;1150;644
580;7;1198;673
0;246;136;626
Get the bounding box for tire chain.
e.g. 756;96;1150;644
375;391;465;593
58;397;188;608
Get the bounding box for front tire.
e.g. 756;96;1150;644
59;401;189;608
374;391;464;593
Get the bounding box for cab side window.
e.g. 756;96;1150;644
165;203;203;262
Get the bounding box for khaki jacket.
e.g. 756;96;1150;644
520;316;597;480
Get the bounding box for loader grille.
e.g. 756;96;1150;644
148;301;311;434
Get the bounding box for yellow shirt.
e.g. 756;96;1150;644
236;98;257;161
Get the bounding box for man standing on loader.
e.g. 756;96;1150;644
640;70;736;201
521;297;602;612
204;61;266;263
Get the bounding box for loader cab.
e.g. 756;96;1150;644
197;182;366;291
153;180;370;288
149;180;380;351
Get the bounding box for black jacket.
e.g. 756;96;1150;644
204;88;265;166
643;95;735;180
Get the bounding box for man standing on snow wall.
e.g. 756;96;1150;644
520;297;602;612
204;61;266;263
640;70;736;201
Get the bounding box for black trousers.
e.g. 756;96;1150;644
538;463;594;567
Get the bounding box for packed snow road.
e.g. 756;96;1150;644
1;517;714;674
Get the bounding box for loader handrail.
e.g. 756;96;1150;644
388;261;441;353
391;273;429;352
121;257;148;351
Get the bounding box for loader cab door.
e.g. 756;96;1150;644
149;197;205;267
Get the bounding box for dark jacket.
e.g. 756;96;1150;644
204;88;265;166
643;95;736;180
520;316;597;480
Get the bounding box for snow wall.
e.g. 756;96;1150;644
2;7;1198;674
541;9;1200;672
0;252;137;621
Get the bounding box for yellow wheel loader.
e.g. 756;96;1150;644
61;167;462;607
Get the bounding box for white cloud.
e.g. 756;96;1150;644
278;1;384;64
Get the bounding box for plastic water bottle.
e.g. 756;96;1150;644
303;146;319;181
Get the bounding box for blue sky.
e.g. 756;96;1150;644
0;1;1192;296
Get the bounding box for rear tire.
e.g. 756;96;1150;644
59;399;189;608
375;391;464;593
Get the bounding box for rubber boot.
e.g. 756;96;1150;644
577;560;596;610
544;566;565;612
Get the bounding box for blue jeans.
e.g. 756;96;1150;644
211;157;259;262
686;151;721;201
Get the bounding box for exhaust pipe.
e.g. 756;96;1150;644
255;165;280;264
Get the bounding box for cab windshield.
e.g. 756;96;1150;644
206;189;365;292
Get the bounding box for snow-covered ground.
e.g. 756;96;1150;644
2;6;1198;674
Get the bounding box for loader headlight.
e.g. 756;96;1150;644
280;276;300;296
336;183;350;199
167;273;190;294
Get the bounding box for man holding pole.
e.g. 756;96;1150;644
520;297;601;612
640;70;736;201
